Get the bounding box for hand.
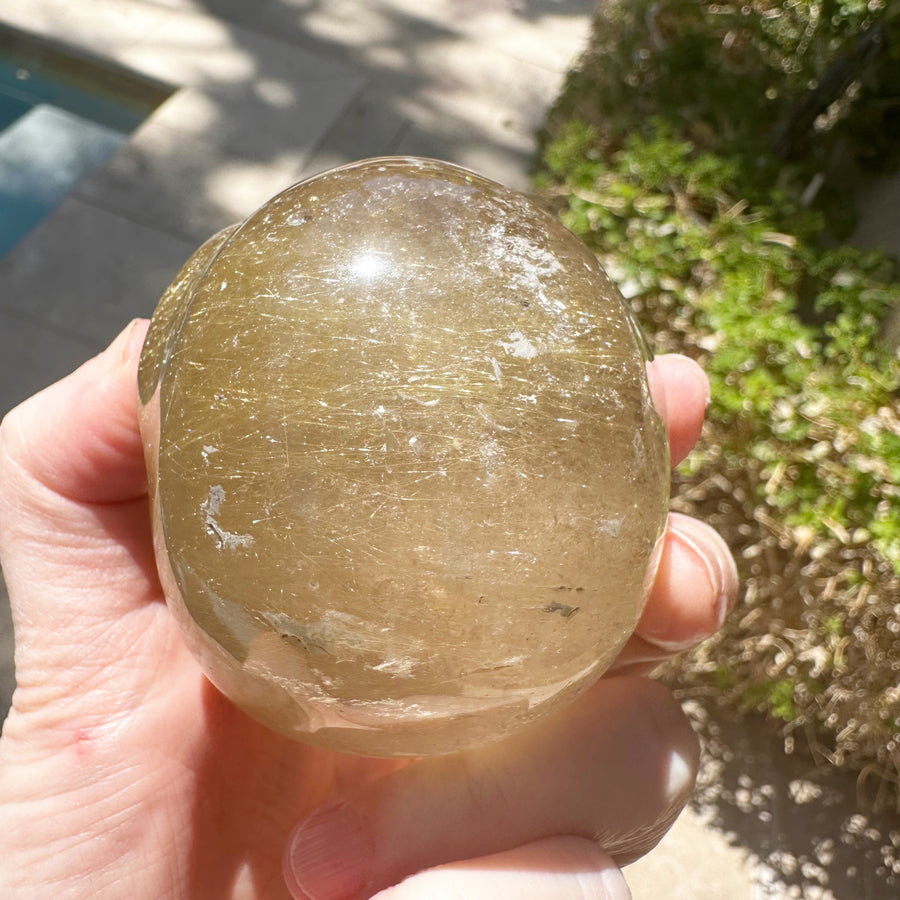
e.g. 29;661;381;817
0;320;737;899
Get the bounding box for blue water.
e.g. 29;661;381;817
0;52;156;257
0;58;149;134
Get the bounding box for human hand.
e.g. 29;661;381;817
0;320;736;899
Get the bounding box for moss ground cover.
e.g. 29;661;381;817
536;0;900;804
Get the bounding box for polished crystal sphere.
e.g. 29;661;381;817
138;157;669;757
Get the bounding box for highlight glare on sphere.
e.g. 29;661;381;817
349;250;389;281
138;157;670;757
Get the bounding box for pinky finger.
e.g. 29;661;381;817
371;836;631;900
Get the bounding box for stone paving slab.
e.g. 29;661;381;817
626;804;756;899
150;77;364;170
147;0;596;75
299;83;412;178
120;6;362;88
75;118;304;243
0;196;195;346
0;308;99;415
0;0;171;57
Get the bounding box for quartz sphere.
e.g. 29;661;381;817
138;157;669;757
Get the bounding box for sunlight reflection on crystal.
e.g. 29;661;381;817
349;250;389;281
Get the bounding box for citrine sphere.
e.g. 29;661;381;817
138;157;669;757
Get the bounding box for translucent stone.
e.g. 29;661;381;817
138;157;669;757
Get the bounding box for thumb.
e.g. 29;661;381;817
371;837;630;899
283;677;697;899
0;318;149;508
0;320;161;707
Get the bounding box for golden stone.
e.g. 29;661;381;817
138;157;669;757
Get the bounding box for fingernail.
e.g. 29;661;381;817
639;513;739;652
669;513;738;631
670;353;709;392
113;319;147;369
285;802;375;900
603;868;633;899
646;353;709;430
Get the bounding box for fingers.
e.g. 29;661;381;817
612;355;736;668
0;319;149;507
637;512;738;650
371;837;630;900
646;353;708;466
609;512;739;673
284;677;698;900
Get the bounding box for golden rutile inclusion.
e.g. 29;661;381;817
138;157;669;757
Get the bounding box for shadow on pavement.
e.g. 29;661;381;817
685;694;899;899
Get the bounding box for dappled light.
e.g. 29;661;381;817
686;697;900;898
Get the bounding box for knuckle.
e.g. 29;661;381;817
455;752;517;824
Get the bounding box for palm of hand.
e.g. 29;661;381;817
3;484;352;898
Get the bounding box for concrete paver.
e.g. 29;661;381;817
74;118;305;242
0;0;172;57
626;805;756;899
149;77;365;167
0;307;99;411
121;7;362;88
1;196;195;348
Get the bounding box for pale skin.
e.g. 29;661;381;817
0;320;737;900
